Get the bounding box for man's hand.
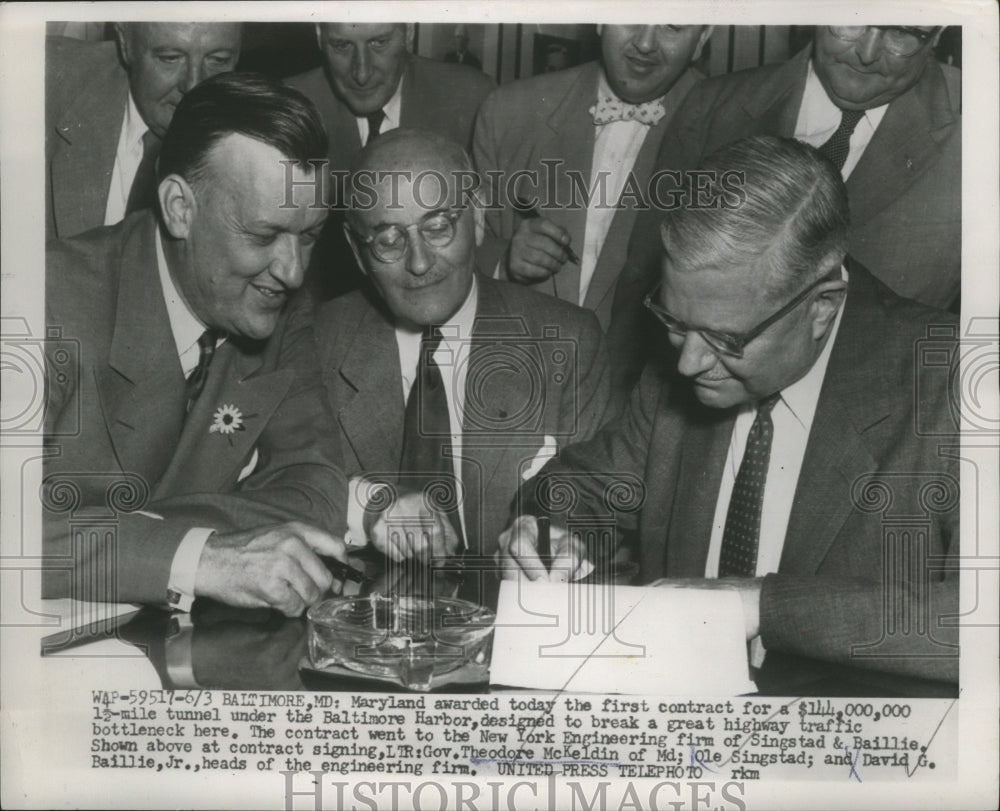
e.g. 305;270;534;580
368;491;461;562
194;521;347;617
650;577;763;640
505;217;572;283
497;515;590;582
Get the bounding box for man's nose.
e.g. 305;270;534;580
178;60;205;94
270;235;306;290
854;28;885;65
405;230;433;276
675;332;719;378
633;26;658;53
352;47;374;85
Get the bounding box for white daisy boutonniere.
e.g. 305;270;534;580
209;404;256;444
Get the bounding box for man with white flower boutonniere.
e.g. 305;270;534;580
43;73;351;617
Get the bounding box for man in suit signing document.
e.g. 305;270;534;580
43;74;350;616
500;135;959;682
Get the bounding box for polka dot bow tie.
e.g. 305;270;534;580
589;95;666;127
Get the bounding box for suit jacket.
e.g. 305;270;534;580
529;263;960;682
286;56;496;300
43;212;348;605
472;61;702;331
45;36;130;241
313;277;610;556
605;46;962;409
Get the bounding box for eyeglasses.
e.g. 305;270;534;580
351;209;462;264
828;26;938;58
643;274;840;359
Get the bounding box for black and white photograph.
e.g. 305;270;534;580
1;2;997;809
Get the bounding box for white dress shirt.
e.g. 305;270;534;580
795;61;888;180
155;230;226;612
578;70;657;305
345;277;478;548
355;78;403;144
104;92;149;226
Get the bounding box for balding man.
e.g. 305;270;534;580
501;136;959;683
45;22;242;240
287;23;495;299
313;129;610;562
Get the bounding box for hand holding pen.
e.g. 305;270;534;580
506;196;580;291
497;514;592;582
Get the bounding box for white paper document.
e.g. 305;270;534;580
490;580;756;695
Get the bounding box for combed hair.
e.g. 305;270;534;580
661;135;849;297
157;72;327;188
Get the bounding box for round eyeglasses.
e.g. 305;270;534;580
828;26;938;58
351;209;462;264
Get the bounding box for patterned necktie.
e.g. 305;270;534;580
185;330;219;410
125;130;161;215
399;327;463;540
589;95;666;126
718;394;781;577
365;109;386;145
817;109;865;172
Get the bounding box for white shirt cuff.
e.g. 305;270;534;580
165;613;197;687
493;257;503;280
345;477;390;547
166;527;214;612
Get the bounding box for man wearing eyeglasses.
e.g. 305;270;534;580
312;129;610;564
607;25;960;409
499;136;959;683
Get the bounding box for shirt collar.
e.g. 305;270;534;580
381;74;404;130
775;266;849;429
803;60;889;135
124;90;150;152
596;68;667;109
155;227;211;360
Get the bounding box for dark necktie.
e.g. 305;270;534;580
718;394;781;577
125;130;162;215
817;109;865;172
365;110;385;146
185;330;219;410
399;327;462;540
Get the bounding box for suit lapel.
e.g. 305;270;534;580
51;64;128;237
335;305;406;473
544;63;602;305
846;62;956;226
95;215;188;484
155;342;293;498
662;400;736;577
734;46;809;139
780;264;894;575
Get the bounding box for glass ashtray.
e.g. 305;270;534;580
306;594;495;691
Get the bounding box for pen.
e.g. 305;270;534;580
536;514;552;573
318;555;375;589
513;196;581;266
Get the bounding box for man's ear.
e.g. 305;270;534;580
472;190;485;248
158;175;198;240
693;26;714;61
342;221;368;275
808;252;847;340
114;23;131;66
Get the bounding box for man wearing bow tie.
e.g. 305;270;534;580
473;25;712;330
